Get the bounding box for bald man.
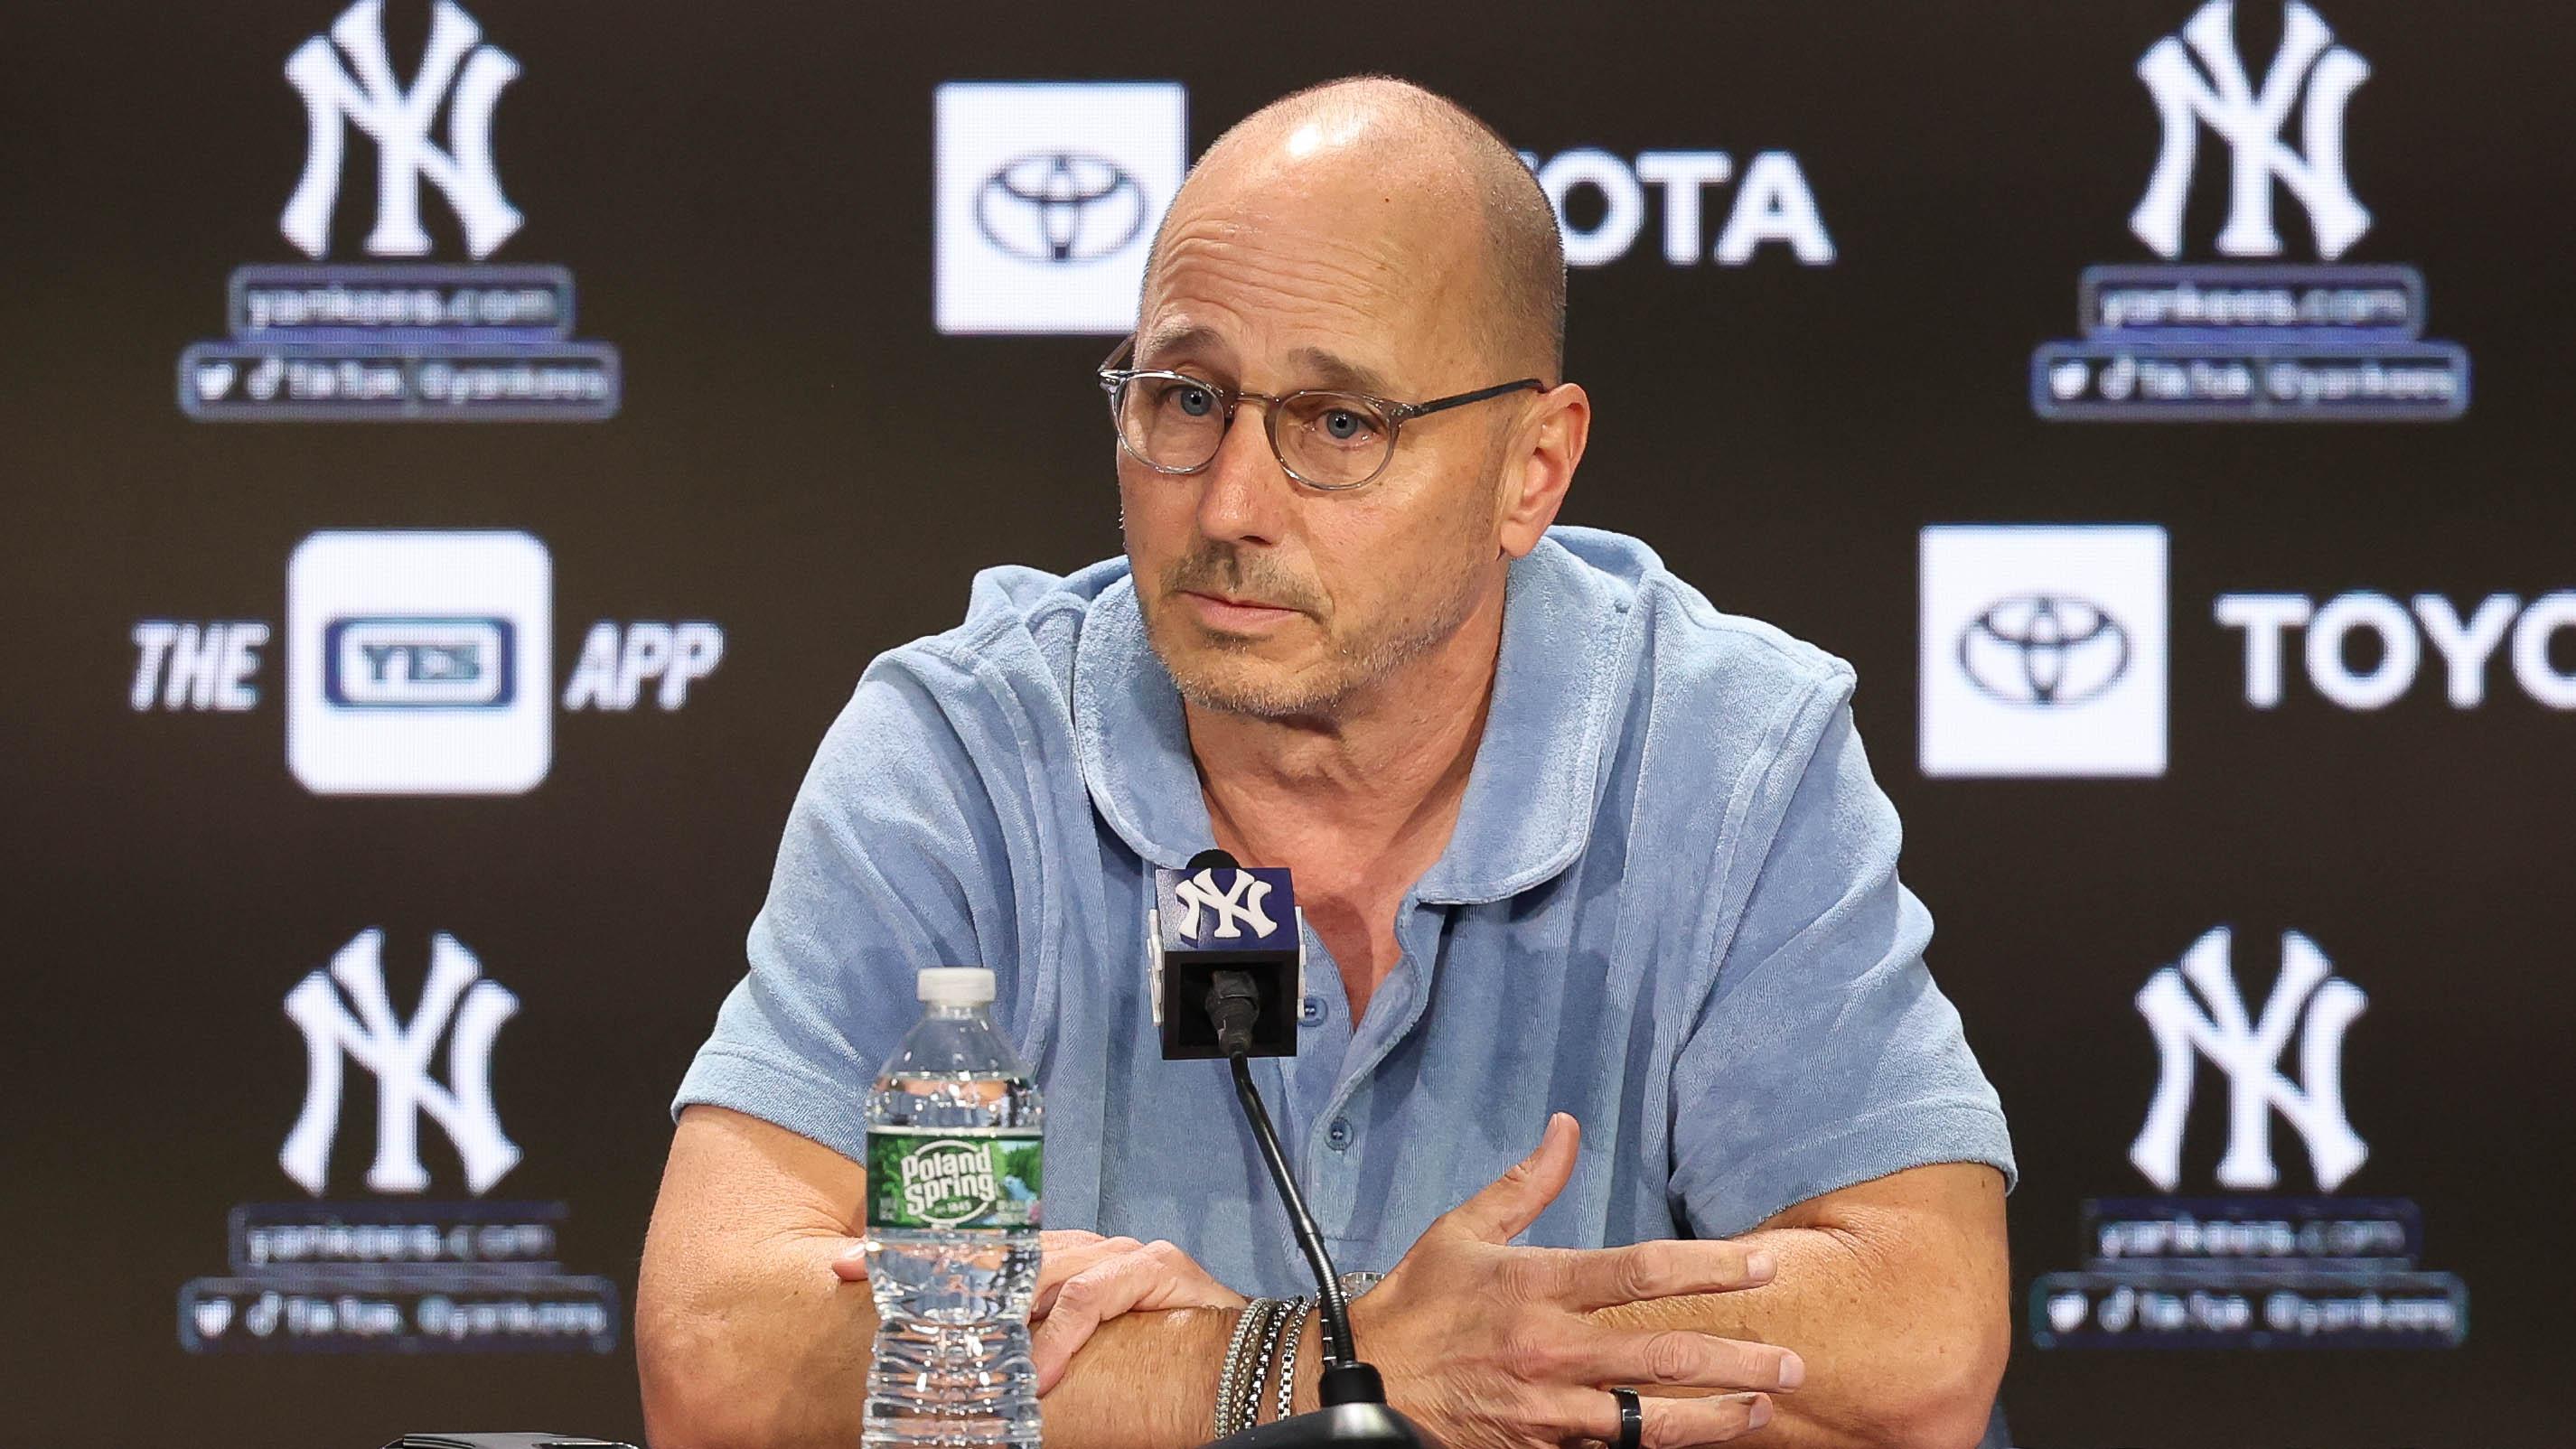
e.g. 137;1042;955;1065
639;77;2013;1449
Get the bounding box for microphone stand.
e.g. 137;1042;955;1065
1228;1052;1364;1385
1201;974;1423;1447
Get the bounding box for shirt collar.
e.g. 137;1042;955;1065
1072;535;1631;903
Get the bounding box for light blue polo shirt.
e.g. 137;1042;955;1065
675;528;2013;1294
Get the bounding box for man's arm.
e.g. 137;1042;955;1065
637;1105;1243;1449
1613;692;2014;1446
1298;1113;1995;1449
1589;1161;2009;1449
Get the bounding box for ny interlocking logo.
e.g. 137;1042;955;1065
176;929;623;1356
2130;1;2370;261
280;928;520;1196
1170;867;1278;941
2031;1;2468;421
176;0;619;421
2129;927;2366;1192
281;0;522;259
2024;926;2468;1352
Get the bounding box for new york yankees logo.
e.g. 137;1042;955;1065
2130;926;2368;1193
280;0;524;258
1169;868;1278;941
2131;0;2373;260
279;928;521;1195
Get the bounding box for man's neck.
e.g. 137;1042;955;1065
1185;573;1506;875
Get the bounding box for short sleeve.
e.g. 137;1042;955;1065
671;654;1018;1164
1668;704;2015;1239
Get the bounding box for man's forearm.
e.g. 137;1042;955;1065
642;1240;1232;1449
1592;1217;2008;1449
639;1226;878;1448
1043;1305;1236;1447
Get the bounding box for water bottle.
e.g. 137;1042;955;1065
862;967;1044;1447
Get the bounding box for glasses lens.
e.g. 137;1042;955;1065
1116;374;1228;472
1276;393;1394;487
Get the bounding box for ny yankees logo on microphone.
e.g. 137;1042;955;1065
1169;866;1278;940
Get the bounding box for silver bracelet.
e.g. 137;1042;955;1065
1242;1296;1293;1433
1215;1297;1281;1438
1215;1296;1278;1431
1271;1297;1311;1422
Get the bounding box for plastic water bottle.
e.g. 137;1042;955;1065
863;967;1044;1447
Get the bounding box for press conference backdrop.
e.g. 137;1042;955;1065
2;0;2567;1444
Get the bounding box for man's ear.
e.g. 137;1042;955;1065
1496;384;1590;559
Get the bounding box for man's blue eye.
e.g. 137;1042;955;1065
1176;387;1215;418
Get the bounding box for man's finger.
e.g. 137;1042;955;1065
829;1239;870;1283
1438;1112;1580;1244
1553;1387;1774;1448
1542;1323;1803;1397
1550;1238;1778;1312
1033;1236;1142;1320
1029;1257;1166;1395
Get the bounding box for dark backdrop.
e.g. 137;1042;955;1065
3;2;2567;1444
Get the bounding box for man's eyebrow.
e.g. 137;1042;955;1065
1137;323;1224;369
1286;346;1397;397
1136;330;1399;396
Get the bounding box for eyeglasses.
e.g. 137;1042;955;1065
1097;336;1545;491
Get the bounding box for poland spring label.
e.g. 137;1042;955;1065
866;1128;1043;1231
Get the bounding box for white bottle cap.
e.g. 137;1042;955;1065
917;967;995;1005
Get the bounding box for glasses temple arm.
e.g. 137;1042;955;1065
1404;378;1549;418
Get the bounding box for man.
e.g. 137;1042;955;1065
639;76;2013;1449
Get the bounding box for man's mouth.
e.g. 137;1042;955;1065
1179;589;1302;630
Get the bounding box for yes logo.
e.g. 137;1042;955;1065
136;530;729;792
287;531;552;794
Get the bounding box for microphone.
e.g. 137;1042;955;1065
1150;850;1425;1446
1151;847;1303;1062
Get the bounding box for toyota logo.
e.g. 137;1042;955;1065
1957;594;2131;706
975;152;1149;263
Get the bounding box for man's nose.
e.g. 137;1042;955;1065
1193;401;1293;547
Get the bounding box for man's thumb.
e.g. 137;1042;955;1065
1442;1113;1579;1244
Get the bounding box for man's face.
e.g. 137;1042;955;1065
1120;164;1517;721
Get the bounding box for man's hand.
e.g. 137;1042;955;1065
1353;1114;1803;1449
832;1229;1245;1394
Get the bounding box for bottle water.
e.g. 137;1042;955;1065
863;967;1044;1447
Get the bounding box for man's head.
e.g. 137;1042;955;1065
1118;76;1589;721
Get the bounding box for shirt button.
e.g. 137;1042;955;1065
1325;1117;1354;1151
1299;995;1326;1026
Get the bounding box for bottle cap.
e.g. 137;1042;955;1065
916;967;995;1005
